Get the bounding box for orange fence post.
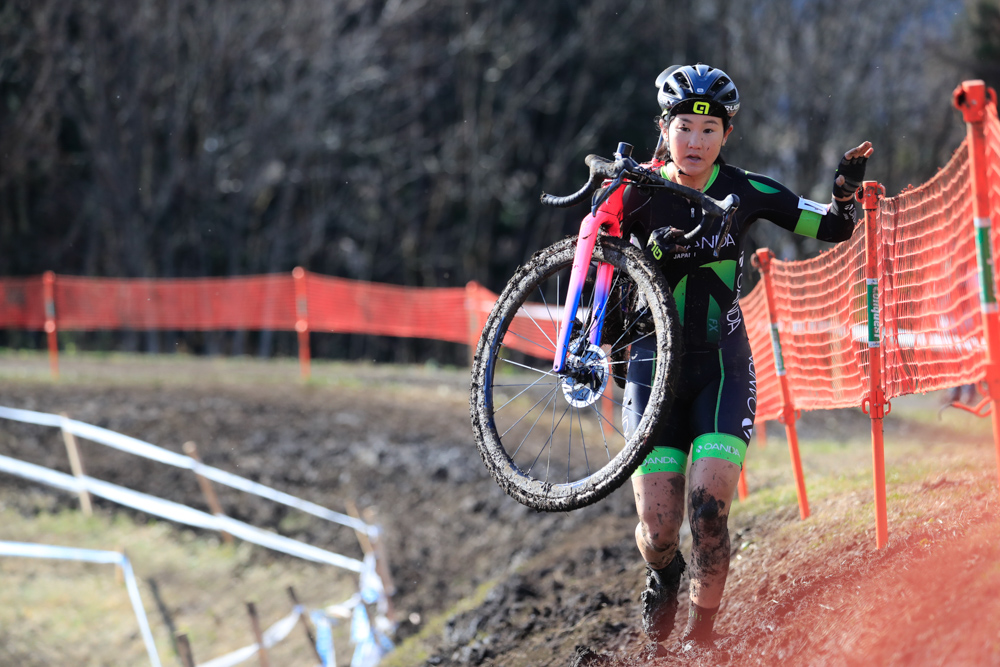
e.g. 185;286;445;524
954;80;1000;497
292;267;311;380
754;249;809;520
42;271;59;379
860;181;890;549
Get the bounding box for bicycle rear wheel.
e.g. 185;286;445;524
470;235;680;511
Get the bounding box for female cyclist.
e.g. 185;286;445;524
620;63;872;650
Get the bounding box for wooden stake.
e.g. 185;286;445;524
345;500;374;556
176;633;196;667
59;413;92;516
182;441;233;545
363;507;397;599
287;586;323;663
349;504;397;623
246;602;270;667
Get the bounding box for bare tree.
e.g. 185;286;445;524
0;0;972;360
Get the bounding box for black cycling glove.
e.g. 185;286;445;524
647;226;685;261
833;153;868;200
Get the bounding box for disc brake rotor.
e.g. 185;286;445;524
560;343;610;408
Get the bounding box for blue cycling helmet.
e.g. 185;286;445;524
656;64;740;126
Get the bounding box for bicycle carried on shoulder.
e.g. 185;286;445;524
470;142;739;512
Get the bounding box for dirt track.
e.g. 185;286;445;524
2;358;1000;666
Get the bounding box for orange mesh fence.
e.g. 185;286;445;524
303;272;470;344
463;281;559;359
757;232;869;411
0;270;480;346
0;277;45;329
877;142;983;400
740;285;782;422
744;111;996;416
52;274;296;330
989;104;1000;266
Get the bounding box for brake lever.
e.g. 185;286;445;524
711;194;740;258
591;170;625;215
590;155;652;214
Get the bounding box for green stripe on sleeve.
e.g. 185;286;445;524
632;446;689;476
793;209;822;238
748;178;781;194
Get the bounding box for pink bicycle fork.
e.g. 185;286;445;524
552;201;623;373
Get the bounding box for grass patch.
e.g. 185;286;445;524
0;505;359;665
0;349;470;400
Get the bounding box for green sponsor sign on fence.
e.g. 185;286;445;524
867;278;880;347
769;324;786;376
976;220;997;312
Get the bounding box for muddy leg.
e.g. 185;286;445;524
631;472;685;567
686;457;741;608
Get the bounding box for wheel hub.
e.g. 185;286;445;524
560;343;610;408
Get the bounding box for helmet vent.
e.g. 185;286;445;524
709;77;730;94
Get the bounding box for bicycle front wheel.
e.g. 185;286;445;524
470;235;680;511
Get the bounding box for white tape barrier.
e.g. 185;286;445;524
312;610;338;666
0;406;372;535
0;541;162;667
197;605;304;667
0;454;363;573
350;604;395;667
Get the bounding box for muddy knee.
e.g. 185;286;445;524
635;509;683;556
688;489;730;548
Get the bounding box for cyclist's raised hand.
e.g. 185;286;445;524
833;141;874;201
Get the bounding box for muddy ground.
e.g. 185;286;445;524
1;358;999;666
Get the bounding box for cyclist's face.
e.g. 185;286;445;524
664;114;732;178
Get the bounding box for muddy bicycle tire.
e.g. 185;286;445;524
469;235;680;511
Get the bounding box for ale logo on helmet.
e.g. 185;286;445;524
693;101;711;115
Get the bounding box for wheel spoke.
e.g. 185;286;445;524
588;402;614;461
576;405;591;479
589;400;628;441
504;328;556;357
519;300;558;352
510;388;561;460
500;382;561;439
528;396;572;480
498;356;558;377
494;367;561;416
